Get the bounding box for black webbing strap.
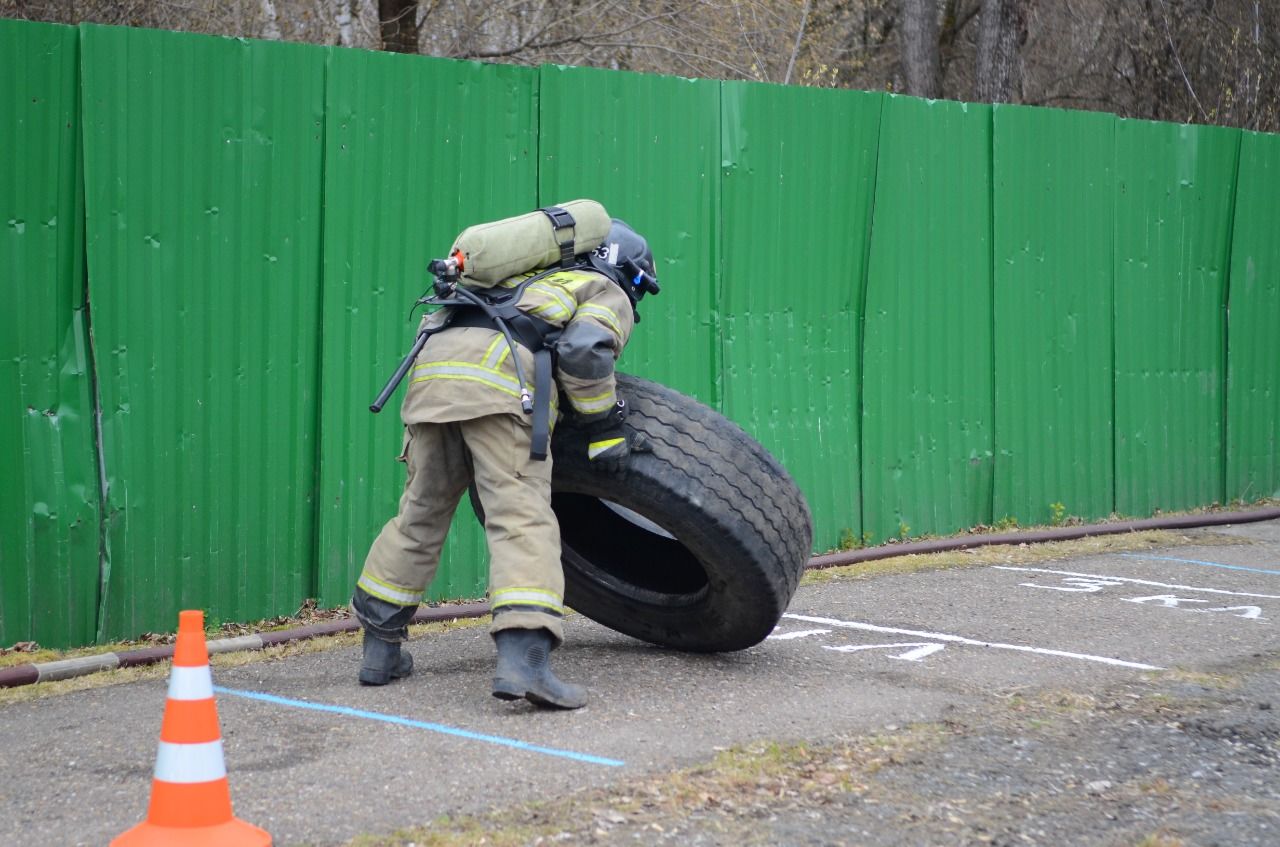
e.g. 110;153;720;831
529;347;554;461
449;306;556;352
510;311;560;461
540;205;577;268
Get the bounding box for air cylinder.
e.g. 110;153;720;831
450;199;611;287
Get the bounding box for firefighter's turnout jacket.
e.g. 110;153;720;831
404;267;634;423
354;266;634;644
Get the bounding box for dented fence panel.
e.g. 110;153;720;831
1113;119;1239;516
861;96;994;543
719;81;882;551
0;21;100;648
1226;131;1280;501
315;48;538;606
80;25;327;640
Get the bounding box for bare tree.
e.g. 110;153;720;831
3;0;1276;131
378;0;417;52
900;0;941;96
974;0;1027;102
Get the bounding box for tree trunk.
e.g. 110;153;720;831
259;0;283;40
900;0;941;98
335;0;356;48
975;0;1028;103
379;0;418;53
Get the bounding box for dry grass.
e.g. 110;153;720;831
345;724;949;847
1156;669;1243;691
801;529;1246;586
0;641;125;670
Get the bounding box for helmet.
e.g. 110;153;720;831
588;219;660;303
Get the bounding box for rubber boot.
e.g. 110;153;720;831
492;628;587;709
358;631;414;686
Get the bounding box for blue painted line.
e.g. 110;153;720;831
213;685;624;767
1118;553;1280;576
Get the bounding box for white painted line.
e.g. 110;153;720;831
783;613;1163;670
991;566;1280;600
767;629;831;641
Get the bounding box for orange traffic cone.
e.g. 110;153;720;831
112;610;271;846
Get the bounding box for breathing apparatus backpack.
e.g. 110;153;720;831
370;200;613;461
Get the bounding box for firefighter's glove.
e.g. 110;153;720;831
585;399;631;466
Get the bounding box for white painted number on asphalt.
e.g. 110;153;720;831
768;625;945;663
1021;576;1128;593
993;566;1280;599
1209;606;1264;619
1122;594;1209;608
822;642;946;662
998;567;1272;622
1120;595;1264;619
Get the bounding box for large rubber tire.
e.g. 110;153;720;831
549;373;813;652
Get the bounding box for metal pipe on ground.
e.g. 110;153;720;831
2;507;1278;690
806;506;1280;569
0;601;492;689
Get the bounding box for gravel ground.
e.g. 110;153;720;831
749;654;1280;847
383;651;1278;847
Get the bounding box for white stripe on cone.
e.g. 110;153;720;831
154;740;227;783
166;665;214;701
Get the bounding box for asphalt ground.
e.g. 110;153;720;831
2;520;1278;847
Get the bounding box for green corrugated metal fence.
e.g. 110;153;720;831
80;25;327;640
992;105;1116;527
3;19;1279;647
862;96;993;542
538;65;722;404
315;48;538;607
1;20;100;648
720;81;881;549
1226;131;1280;502
1113;120;1239;516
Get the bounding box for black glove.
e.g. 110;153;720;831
584;399;630;465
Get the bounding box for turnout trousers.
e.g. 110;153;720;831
354;413;567;643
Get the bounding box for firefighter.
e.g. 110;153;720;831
352;217;659;709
